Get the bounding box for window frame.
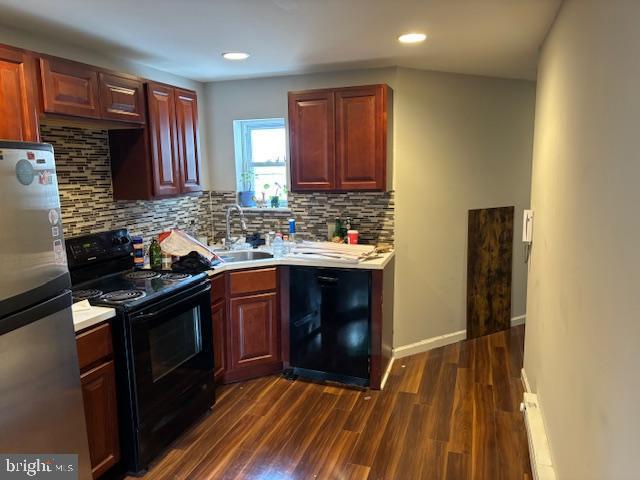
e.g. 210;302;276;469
233;118;287;193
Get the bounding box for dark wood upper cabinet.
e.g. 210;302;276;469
288;90;335;191
39;56;146;125
146;82;180;197
174;88;202;192
98;72;145;124
335;85;387;190
288;84;390;192
39;57;101;119
0;41;203;200
0;45;39;142
109;82;202;200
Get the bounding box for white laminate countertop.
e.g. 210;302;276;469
72;303;116;333
206;249;395;277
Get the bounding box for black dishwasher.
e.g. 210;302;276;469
289;266;371;387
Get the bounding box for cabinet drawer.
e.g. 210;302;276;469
211;274;226;304
229;268;277;296
76;323;113;371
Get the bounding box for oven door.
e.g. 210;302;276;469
129;281;214;433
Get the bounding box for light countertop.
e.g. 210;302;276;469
207;250;395;277
72;304;116;333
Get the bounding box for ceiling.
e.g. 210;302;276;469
0;0;561;82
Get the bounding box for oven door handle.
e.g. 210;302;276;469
130;287;209;321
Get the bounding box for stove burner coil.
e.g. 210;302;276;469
101;290;146;303
159;273;190;282
73;289;103;301
124;271;161;280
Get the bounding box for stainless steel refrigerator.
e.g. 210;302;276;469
0;141;92;480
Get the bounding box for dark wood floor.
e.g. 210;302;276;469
136;325;530;480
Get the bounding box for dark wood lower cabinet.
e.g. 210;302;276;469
211;299;226;383
210;261;394;389
211;269;282;384
76;323;120;479
229;292;279;371
81;361;120;479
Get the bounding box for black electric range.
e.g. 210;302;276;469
72;269;207;311
66;229;214;476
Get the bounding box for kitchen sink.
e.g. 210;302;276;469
217;250;273;262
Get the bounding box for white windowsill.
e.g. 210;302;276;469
242;207;292;213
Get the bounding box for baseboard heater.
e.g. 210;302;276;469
520;392;557;480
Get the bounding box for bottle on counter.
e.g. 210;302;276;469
161;253;172;270
149;238;162;270
288;218;296;243
272;233;284;258
334;217;344;241
132;235;145;267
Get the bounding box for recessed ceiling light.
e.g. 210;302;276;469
222;52;250;61
398;32;427;44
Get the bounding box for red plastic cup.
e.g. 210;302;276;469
347;230;359;244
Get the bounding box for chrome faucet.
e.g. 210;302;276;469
225;204;248;247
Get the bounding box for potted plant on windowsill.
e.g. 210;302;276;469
238;169;256;207
270;182;287;208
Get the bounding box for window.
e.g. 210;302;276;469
233;118;288;208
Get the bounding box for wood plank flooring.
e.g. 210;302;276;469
131;325;530;479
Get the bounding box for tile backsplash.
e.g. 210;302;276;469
209;191;394;245
43;124;394;246
41;124;211;243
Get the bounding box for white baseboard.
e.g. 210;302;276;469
393;329;467;359
522;392;557;480
392;315;526;359
380;357;394;390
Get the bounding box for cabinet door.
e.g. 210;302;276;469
211;299;226;383
229;292;279;371
335;85;387;190
98;72;145;123
288;90;335;191
174;88;202;192
80;360;120;479
0;45;39;142
39;57;100;118
146;82;180;196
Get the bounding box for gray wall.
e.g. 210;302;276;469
523;1;640;478
393;68;535;346
205;67;536;347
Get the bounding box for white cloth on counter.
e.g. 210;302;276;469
287;241;379;263
72;299;93;312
